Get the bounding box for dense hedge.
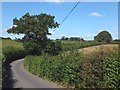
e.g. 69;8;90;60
24;46;119;88
24;51;84;88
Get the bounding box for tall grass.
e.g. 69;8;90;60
2;39;23;48
2;46;26;65
2;39;26;64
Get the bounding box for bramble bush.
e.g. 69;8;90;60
24;50;84;88
104;51;119;88
24;45;119;88
44;41;62;55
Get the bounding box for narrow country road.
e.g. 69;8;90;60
10;59;62;88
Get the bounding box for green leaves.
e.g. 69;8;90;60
24;46;119;88
7;13;59;55
104;52;119;88
94;31;112;43
8;13;59;36
24;51;83;87
44;41;62;55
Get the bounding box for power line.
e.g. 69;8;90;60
52;0;81;33
60;0;81;25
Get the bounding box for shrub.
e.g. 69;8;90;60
94;31;112;43
104;51;119;88
24;50;84;88
23;40;41;55
44;41;62;55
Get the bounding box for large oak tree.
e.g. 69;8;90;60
7;13;59;55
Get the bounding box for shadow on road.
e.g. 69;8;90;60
2;63;22;89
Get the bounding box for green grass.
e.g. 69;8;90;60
2;39;23;49
60;40;80;44
58;40;104;52
2;39;25;64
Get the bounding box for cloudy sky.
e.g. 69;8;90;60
1;1;118;40
1;0;119;2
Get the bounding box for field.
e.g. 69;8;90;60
58;40;104;52
79;44;118;54
2;39;23;48
2;39;25;63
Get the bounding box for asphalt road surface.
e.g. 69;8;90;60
10;59;62;88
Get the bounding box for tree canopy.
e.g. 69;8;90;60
7;13;61;55
94;31;112;43
7;13;59;40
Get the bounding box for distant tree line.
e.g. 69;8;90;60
58;36;85;41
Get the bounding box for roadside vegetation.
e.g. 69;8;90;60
24;44;119;88
2;38;119;89
2;39;26;87
2;39;26;64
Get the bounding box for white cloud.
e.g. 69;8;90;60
45;0;64;3
89;12;105;17
2;0;119;2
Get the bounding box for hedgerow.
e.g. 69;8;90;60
24;51;83;88
2;46;26;65
24;46;119;88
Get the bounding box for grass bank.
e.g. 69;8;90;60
2;39;26;64
1;39;26;88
